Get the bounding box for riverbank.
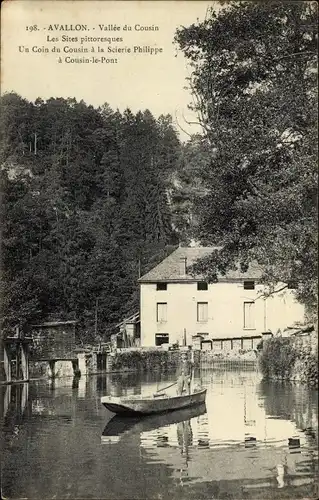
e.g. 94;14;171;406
22;346;259;382
258;335;318;389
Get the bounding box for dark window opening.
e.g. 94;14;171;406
155;333;169;346
201;340;212;351
288;281;298;289
156;283;167;291
197;282;208;291
244;281;255;290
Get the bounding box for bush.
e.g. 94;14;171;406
259;337;297;379
302;351;318;388
110;349;179;372
259;337;318;388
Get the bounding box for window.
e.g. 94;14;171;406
179;257;187;275
244;280;255;290
155;333;169;346
287;281;297;289
244;302;255;329
156;283;167;291
201;340;212;351
213;340;223;350
197;282;208;291
197;302;208;322
157;302;167;322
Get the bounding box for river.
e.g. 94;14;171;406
1;369;318;499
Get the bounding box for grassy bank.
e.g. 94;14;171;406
259;337;318;389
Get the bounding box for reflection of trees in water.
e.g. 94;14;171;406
1;383;30;421
200;368;259;388
258;379;318;482
258;380;318;436
1;383;31;458
101;372;142;397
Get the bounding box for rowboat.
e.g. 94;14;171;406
101;402;207;443
101;387;207;416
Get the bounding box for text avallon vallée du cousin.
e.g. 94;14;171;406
43;23;159;31
21;23;163;63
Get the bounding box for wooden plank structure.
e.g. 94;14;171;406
30;320;79;378
2;328;32;384
30;320;77;360
1;320;80;383
111;312;140;348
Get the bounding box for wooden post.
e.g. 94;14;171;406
21;383;29;414
94;297;99;337
91;352;97;374
106;353;113;372
263;298;267;331
77;353;87;375
16;347;20;379
48;360;56;379
20;343;29;381
3;345;12;383
72;359;80;377
4;385;11;416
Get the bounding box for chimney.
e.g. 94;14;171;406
179;257;187;276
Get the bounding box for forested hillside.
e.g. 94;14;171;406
2;2;317;344
1;93;181;342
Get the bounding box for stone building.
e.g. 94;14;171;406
138;247;305;349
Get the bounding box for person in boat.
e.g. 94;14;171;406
176;351;193;395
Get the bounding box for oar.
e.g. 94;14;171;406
153;381;177;397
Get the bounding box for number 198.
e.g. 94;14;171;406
26;25;38;32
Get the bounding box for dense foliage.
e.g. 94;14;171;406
175;1;318;311
1;93;180;342
110;349;179;372
2;2;317;349
259;336;318;388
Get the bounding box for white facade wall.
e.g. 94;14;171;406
140;281;305;347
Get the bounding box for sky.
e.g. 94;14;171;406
1;0;220;140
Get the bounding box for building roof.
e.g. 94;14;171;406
138;246;263;283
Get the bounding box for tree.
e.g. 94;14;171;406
1;93;181;339
169;134;211;243
175;1;318;311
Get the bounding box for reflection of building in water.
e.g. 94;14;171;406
1;383;30;420
98;372;318;496
138;378;317;492
138;375;316;458
139;382;290;452
139;410;207;452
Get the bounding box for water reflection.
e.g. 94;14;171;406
1;370;318;500
101;403;206;444
1;383;30;421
